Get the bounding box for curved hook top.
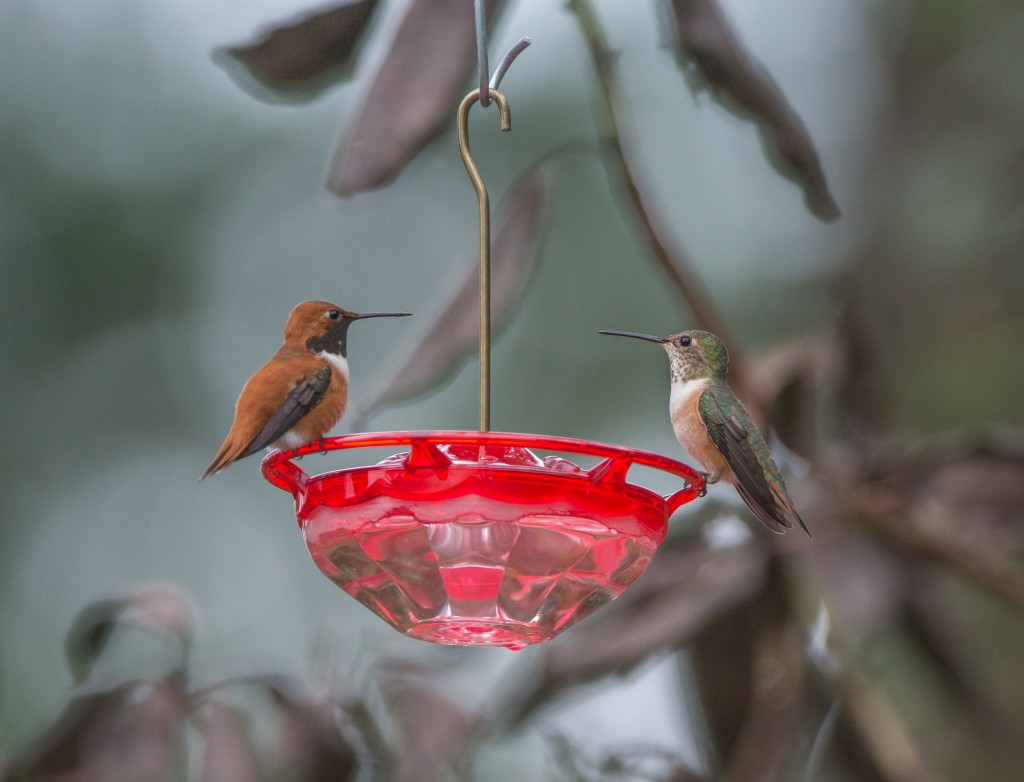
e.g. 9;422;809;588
457;88;511;204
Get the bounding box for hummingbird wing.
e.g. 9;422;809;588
236;364;333;459
200;364;334;481
699;388;807;535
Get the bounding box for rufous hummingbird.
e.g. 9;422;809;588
600;328;809;536
201;301;410;480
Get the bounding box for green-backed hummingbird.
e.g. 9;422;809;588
600;328;810;536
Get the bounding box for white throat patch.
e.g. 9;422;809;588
317;352;350;379
669;377;708;415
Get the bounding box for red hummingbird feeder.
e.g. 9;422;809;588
260;25;705;648
263;432;703;650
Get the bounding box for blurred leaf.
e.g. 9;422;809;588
64;583;194;685
189;674;362;781
503;536;768;726
262;677;359;782
550;734;704;782
687;586;756;770
667;0;840;221
216;0;380;101
380;668;474;782
8;675;186;782
326;0;508;195
356;164;549;421
197;701;271;782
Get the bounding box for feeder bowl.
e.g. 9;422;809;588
262;431;704;650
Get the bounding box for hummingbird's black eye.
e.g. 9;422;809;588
679;335;692;347
327;310;341;320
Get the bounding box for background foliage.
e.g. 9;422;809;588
2;0;1023;779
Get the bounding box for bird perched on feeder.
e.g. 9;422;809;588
599;328;809;536
202;301;410;480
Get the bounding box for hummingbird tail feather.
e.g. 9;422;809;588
792;511;812;539
200;440;237;482
734;482;789;534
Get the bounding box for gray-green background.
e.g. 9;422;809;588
3;0;1022;777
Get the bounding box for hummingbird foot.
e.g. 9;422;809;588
697;472;710;497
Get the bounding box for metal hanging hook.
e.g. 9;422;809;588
464;0;530;432
458;88;510;432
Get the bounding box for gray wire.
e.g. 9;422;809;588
475;0;490;106
489;37;532;91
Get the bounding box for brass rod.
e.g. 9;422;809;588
457;88;511;432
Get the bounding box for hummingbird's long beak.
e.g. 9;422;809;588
350;311;413;321
599;330;667;344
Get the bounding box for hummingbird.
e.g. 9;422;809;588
201;301;410;480
600;328;809;536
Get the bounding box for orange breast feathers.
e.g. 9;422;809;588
670;379;732;482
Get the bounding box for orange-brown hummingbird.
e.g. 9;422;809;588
600;328;809;536
201;301;410;480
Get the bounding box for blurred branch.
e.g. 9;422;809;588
827;474;1024;614
832;663;947;782
567;0;756;406
718;625;804;782
903;592;1020;743
687;554;792;776
345;697;394;782
878;425;1024;482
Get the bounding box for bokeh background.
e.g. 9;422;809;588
2;0;1023;779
